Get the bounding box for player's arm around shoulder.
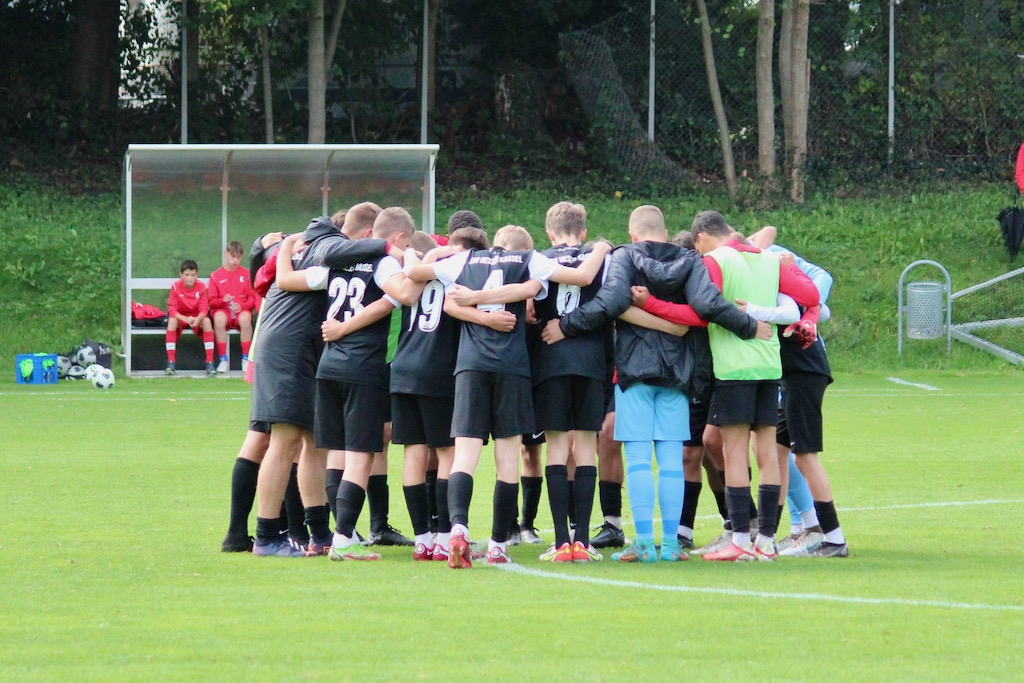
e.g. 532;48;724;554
380;257;420;307
448;280;542;307
275;234;323;292
443;295;517;332
547;241;612;287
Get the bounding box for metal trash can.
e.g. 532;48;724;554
898;260;952;356
905;282;945;339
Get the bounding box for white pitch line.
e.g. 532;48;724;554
885;376;942;391
495;564;1024;612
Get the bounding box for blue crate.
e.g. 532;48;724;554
15;353;59;385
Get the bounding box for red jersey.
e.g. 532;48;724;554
208;266;256;313
1015;142;1024;195
168;279;209;318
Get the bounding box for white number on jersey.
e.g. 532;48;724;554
555;283;582;316
412;280;445;333
477;270;505;313
325;276;367;321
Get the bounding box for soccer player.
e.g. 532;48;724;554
531;202;610;562
405;226;611;567
747;227;848;558
208;241;256;373
391;225;538;561
682;210;819;562
165;259;215;375
248;205;400;557
276;207;422;561
543;205;765;562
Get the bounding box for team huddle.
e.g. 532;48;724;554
220;199;848;566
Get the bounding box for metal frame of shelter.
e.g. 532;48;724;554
123;143;438;376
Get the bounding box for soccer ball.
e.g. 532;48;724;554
56;355;72;379
84;364;103;382
92;367;115;389
74;345;97;367
66;365;87;380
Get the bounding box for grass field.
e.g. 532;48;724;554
2;372;1022;680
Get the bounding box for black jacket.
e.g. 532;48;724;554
558;241;758;399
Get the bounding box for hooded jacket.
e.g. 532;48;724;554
557;241;758;399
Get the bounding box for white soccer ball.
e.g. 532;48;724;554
92;367;115;389
56;355;72;379
84;364;103;382
66;365;87;380
74;345;97;367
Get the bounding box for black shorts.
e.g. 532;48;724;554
685;399;710;448
451;370;534;440
391;393;455;449
709;380;780;428
522;430;546;447
249;332;320;432
775;403;790;448
249;420;271;434
314;379;388;452
533;375;605;433
781;372;828;454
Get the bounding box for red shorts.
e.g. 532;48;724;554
170;320;202;337
213;309;249;330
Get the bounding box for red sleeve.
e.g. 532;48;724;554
641;296;708;327
167;283;179;317
198;282;209;316
253;259;277;298
240;268;257;311
703;255;724;290
1016;142;1024;194
430;234;449;246
207;270;226;311
778;263;820;307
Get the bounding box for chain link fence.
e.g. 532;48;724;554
559;1;1024;187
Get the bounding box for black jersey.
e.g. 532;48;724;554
315;254;402;388
780;330;833;382
432;247;559;379
390;278;461;397
531;244;609;384
255;224;387;356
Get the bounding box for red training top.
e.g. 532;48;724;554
168;280;209;318
208;266;256;314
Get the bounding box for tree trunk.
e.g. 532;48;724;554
694;0;738;199
68;0;120;111
427;0;441;112
259;25;274;143
308;0;326;144
325;0;347;72
788;0;810;203
756;0;777;189
779;0;795;177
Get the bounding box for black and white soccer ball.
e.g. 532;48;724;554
74;345;97;367
66;365;87;380
91;367;115;389
84;364;103;382
56;355;72;379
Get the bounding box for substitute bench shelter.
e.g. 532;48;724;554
123;144;438;376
